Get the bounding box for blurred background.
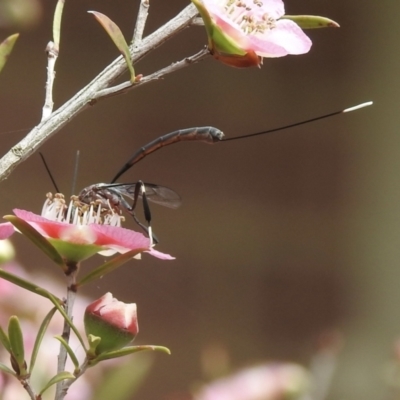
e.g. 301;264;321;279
0;0;398;399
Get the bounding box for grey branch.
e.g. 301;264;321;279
55;273;77;400
132;0;150;44
94;46;210;100
0;4;198;183
41;41;59;121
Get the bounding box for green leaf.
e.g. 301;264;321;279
3;215;65;270
39;371;75;395
86;334;101;358
191;0;215;42
8;316;26;375
78;248;144;287
91;345;170;364
0;324;11;352
53;0;65;49
88;11;135;82
0;362;16;377
191;0;246;56
281;15;340;29
29;307;57;373
0;34;19;75
91;353;154;400
0;268;63;304
54;335;80;372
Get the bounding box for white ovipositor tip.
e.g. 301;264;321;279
343;101;373;113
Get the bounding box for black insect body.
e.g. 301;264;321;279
77;127;224;242
74;102;371;242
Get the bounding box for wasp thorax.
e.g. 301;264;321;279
41;192;124;227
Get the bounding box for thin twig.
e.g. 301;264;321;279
308;332;342;400
55;271;78;400
94;46;210;100
41;41;59;121
41;0;65;121
132;0;150;45
21;378;36;400
0;4;198;183
59;358;89;396
191;17;205;26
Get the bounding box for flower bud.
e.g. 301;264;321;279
0;239;15;264
84;292;138;355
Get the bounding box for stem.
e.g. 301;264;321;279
59;358;89;395
55;270;78;400
41;41;59;121
0;4;198;183
42;0;65;121
21;378;36;400
132;0;150;45
94;46;210;100
309;349;339;400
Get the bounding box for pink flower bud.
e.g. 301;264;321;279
84;293;138;354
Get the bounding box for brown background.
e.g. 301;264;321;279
0;1;398;399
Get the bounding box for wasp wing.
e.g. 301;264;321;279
102;183;182;209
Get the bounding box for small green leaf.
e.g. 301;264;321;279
86;334;101;358
53;0;65;49
78;248;144;287
0;324;11;352
0;362;16;377
29;307;57;373
191;0;246;56
8;316;26;375
0;268;63;304
191;0;215;42
88;11;135;82
54;335;80;372
281;15;340;29
3;215;65;270
0;34;19;75
39;371;75;395
92;345;170;364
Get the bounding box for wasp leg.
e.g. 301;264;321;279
121;181;159;245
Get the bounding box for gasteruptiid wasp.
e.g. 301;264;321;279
46;101;371;245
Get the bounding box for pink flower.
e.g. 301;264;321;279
8;208;173;263
192;0;312;67
84;292;138;354
195;363;310;400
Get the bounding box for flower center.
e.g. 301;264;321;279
224;0;276;35
42;193;124;227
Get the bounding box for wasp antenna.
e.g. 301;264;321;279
71;150;80;195
222;101;374;142
0;127;30;136
39;152;60;193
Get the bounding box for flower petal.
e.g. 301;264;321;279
0;222;14;239
250;19;312;57
89;224;150;251
12;209;174;260
145;248;175;260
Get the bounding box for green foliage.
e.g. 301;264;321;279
88;11;135;82
0;34;19;75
